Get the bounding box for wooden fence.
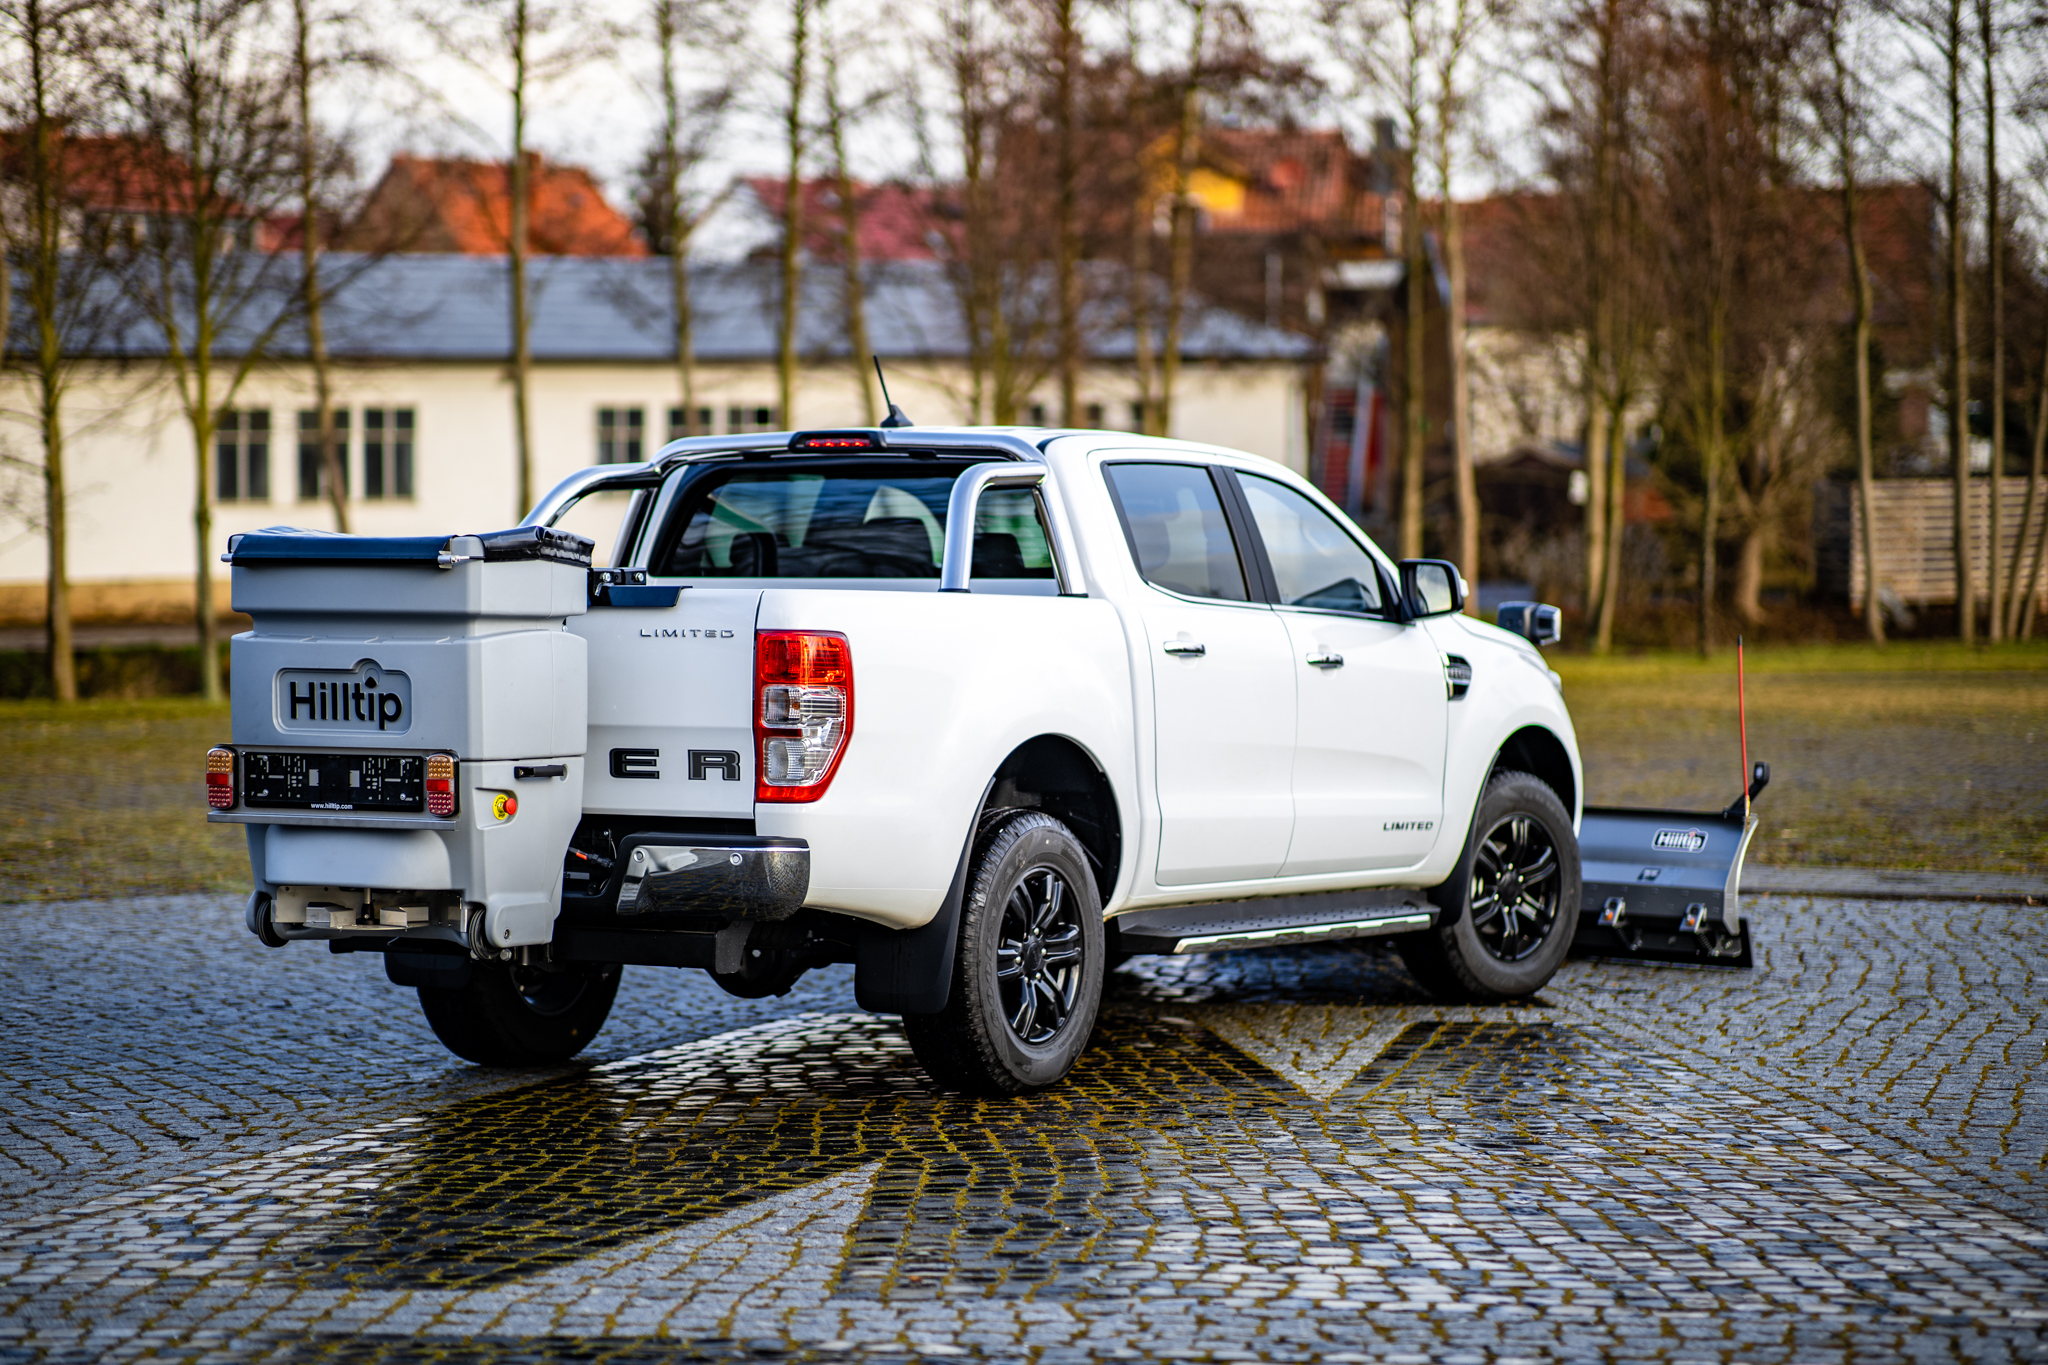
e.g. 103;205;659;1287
1815;477;2048;609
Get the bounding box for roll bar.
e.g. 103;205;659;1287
940;462;1052;593
521;428;1077;593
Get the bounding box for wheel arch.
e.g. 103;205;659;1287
984;734;1124;908
1489;725;1578;822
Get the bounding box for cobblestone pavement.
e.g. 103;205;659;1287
0;894;2043;1364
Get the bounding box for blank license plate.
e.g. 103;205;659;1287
242;752;425;812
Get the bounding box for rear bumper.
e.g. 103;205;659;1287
615;834;810;921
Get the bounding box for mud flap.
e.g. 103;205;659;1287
1571;763;1767;970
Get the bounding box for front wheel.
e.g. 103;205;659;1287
417;959;621;1067
1397;769;1579;1003
903;812;1106;1096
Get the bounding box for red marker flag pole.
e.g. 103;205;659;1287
1737;635;1750;822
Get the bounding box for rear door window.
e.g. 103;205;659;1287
1102;462;1250;602
657;463;1055;580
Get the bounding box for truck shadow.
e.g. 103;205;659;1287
286;1006;1578;1300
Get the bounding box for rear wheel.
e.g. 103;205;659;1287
1397;770;1579;1002
903;812;1105;1096
417;959;621;1067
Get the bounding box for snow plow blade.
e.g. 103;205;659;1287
1571;762;1769;969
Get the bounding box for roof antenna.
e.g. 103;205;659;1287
873;357;914;428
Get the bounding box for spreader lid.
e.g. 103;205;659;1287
226;525;595;568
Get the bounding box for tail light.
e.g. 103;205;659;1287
206;747;235;809
756;631;853;802
426;753;459;817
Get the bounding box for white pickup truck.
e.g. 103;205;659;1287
209;425;1581;1094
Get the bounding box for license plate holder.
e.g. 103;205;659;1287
242;751;427;813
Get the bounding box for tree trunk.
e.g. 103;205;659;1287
509;0;535;521
1131;182;1156;434
1400;143;1426;561
1052;0;1079;424
825;44;877;424
1159;4;1204;442
2014;345;2048;637
26;33;76;702
1947;0;1973;643
1595;404;1625;651
193;360;220;703
1733;522;1766;624
778;0;808;430
1844;165;1882;643
1444;194;1478;610
1698;300;1726;658
1581;386;1608;620
655;2;697;437
1982;0;2002;639
297;0;346;533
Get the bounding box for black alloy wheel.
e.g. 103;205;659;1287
995;867;1087;1045
1466;814;1562;963
904;811;1106;1096
1397;769;1580;1003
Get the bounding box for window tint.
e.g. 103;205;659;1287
660;466;1055;580
1238;472;1384;614
1103;463;1248;602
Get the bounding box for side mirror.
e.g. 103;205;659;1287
1497;601;1562;647
1398;559;1466;618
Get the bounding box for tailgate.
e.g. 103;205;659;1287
573;587;761;818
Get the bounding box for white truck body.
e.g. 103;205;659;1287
213;426;1583;1034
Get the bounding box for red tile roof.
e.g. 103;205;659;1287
1194;127;1389;240
743;177;952;262
343;154;645;257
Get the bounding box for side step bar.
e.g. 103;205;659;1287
1112;889;1436;956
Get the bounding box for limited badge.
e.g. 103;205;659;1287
492;792;518;821
1652;828;1707;852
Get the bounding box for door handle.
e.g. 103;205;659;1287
1162;640;1207;657
1306;651;1345;668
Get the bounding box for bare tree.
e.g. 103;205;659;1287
1324;0;1431;558
638;0;737;438
290;0;374;533
121;0;301;702
1157;0;1209;438
821;0;878;423
1981;0;2003;637
0;0;124;702
1812;0;1885;642
427;0;606;519
1427;0;1505;611
777;0;809;428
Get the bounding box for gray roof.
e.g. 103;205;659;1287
46;254;1316;365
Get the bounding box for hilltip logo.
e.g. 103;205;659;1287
277;661;410;733
1653;828;1709;853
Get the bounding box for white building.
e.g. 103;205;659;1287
0;255;1314;626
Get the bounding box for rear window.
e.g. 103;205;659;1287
658;463;1056;580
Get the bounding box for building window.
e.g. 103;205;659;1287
598;407;644;463
1128;401;1147;433
297;407;350;501
1028;403;1048;426
1084;402;1105;429
217;409;270;502
727;404;779;434
667;406;714;443
363;407;415;500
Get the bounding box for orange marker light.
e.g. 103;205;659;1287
206;747;235;810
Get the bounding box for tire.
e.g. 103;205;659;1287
902;811;1106;1096
416;959;622;1067
1397;770;1579;1003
